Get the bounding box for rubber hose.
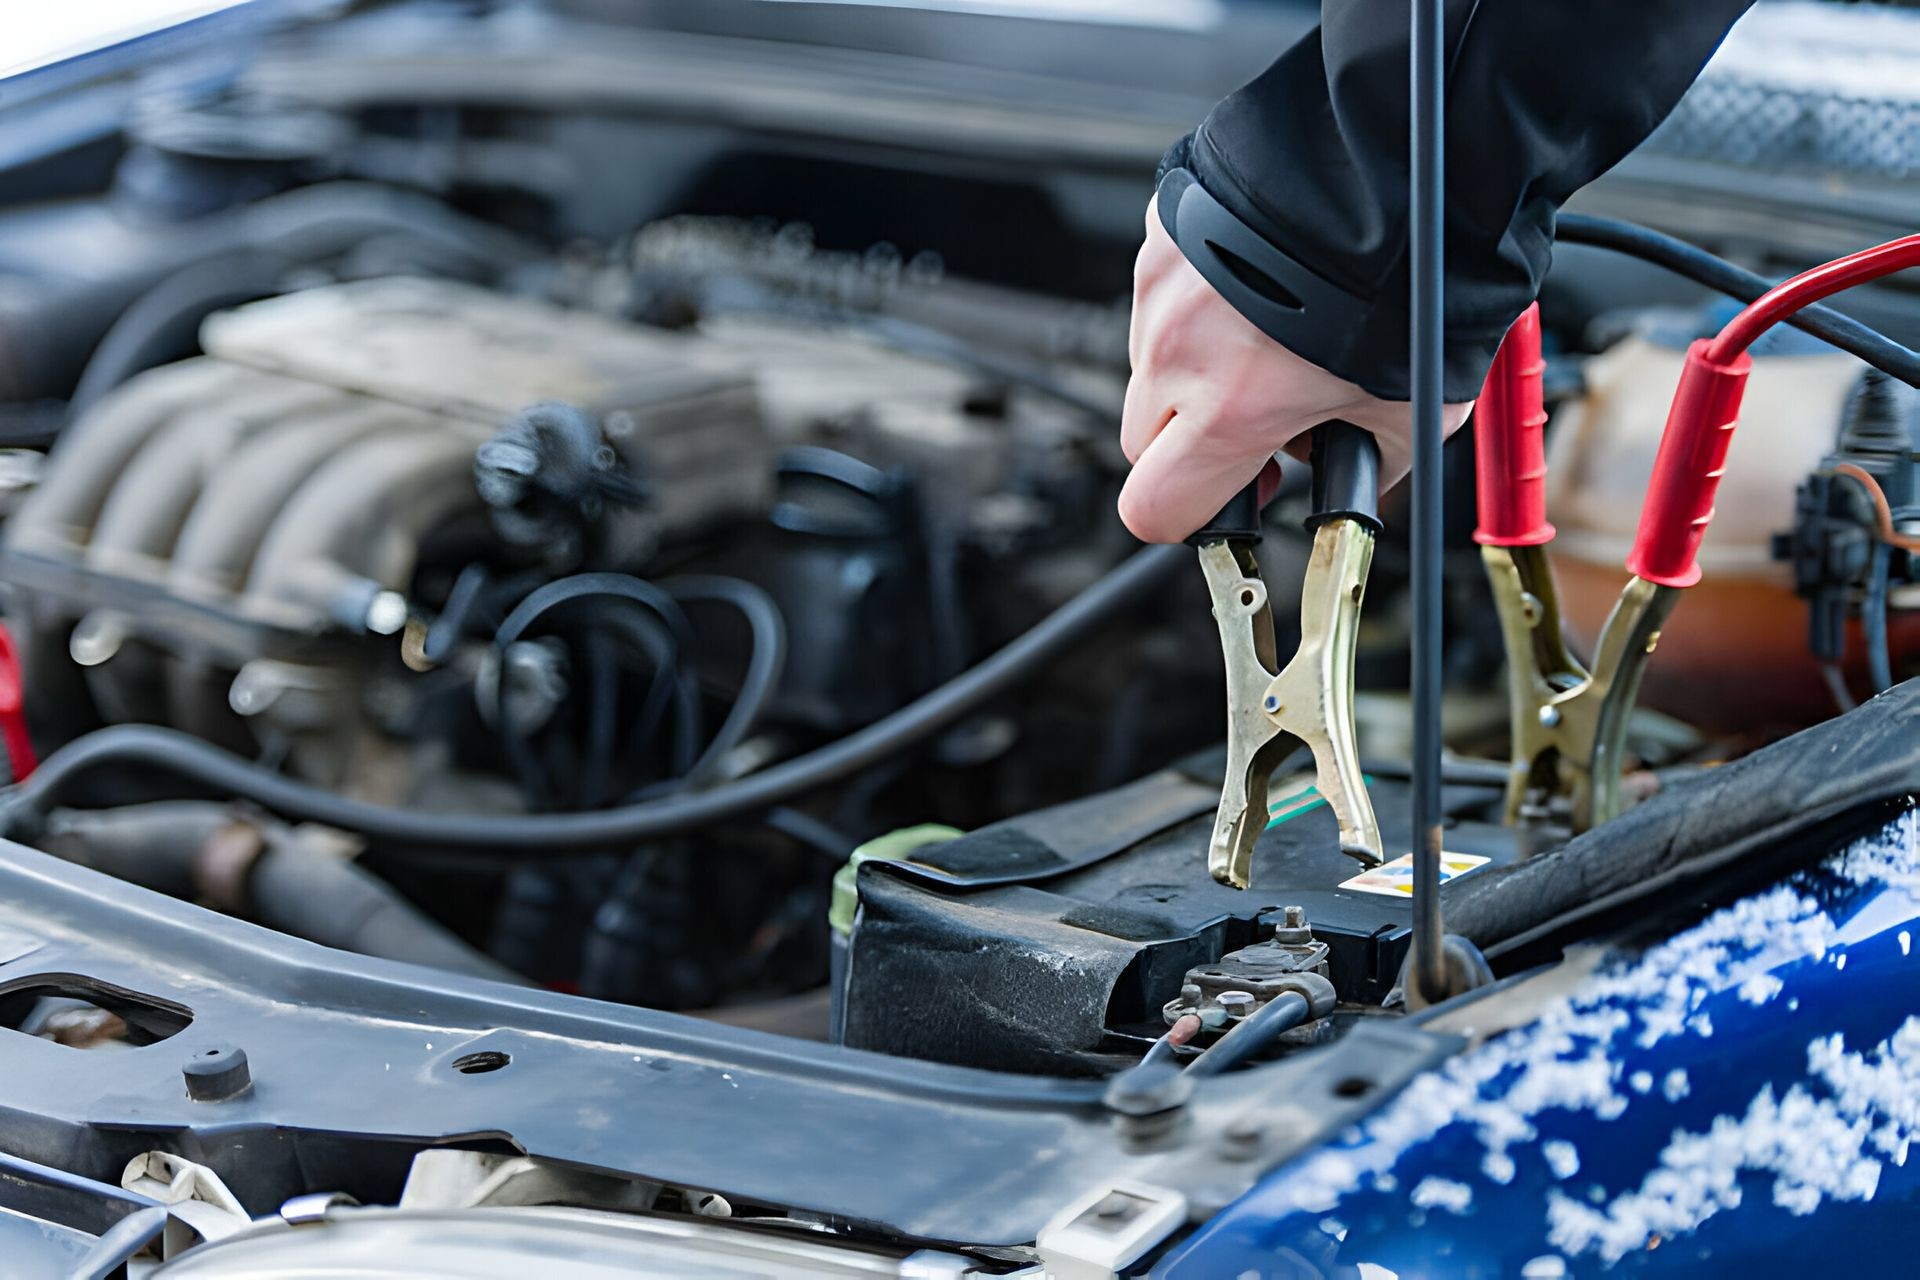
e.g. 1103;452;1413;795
38;801;215;897
1867;539;1895;694
5;544;1185;854
498;574;703;770
660;575;787;785
1556;213;1920;387
68;251;292;414
245;838;525;983
36;804;519;983
763;806;856;860
573;604;695;776
578;630;620;808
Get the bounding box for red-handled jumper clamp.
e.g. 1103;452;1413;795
1479;233;1920;837
1475;304;1673;834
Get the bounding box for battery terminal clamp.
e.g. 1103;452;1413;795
1161;905;1336;1043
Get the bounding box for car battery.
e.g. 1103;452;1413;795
836;750;1512;1076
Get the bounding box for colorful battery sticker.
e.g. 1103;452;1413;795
1338;850;1490;898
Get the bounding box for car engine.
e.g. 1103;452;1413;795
0;95;1236;1014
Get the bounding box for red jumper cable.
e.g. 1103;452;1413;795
1631;235;1920;588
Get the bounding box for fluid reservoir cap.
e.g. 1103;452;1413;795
184;1045;252;1102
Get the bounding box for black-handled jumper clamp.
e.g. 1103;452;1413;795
1188;422;1384;890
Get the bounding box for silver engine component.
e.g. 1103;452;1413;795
0;265;1102;797
0;277;769;788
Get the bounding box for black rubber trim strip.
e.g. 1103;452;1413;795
880;768;1221;889
1445;679;1920;955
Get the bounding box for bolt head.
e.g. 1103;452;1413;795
1216;990;1256;1018
1538;705;1562;729
1262;695;1281;713
1221;1117;1266;1158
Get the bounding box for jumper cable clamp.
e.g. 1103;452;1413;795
1193;422;1384;890
1478;230;1920;838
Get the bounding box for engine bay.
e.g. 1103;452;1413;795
2;0;1919;1273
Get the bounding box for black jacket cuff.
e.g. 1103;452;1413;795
1154;152;1502;403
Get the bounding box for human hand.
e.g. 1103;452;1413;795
1118;197;1472;543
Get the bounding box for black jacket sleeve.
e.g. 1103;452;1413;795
1157;1;1755;401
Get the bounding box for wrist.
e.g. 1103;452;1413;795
1155;164;1510;403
